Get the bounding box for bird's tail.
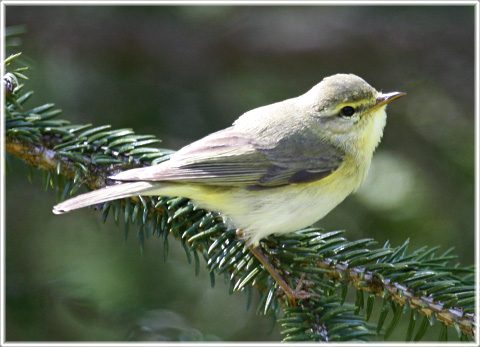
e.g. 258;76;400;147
53;181;159;214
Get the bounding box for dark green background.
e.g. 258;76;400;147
5;5;475;342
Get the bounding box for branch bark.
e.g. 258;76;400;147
314;258;475;337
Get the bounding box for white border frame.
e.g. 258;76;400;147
0;1;478;346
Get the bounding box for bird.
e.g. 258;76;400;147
53;73;405;300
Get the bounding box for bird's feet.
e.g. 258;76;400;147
246;241;319;306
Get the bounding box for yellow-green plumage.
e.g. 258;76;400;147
53;74;404;246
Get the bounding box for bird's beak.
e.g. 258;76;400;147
372;91;406;111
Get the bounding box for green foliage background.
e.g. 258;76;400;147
5;5;475;342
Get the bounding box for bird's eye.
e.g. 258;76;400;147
340;106;356;117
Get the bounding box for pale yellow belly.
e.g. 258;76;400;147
145;160;367;246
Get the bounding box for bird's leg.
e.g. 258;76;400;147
239;235;319;305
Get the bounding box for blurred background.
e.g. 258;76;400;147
5;5;475;342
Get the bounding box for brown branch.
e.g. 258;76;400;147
7;136;80;178
315;258;475;337
6;135;140;190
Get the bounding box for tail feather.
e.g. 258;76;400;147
53;181;159;214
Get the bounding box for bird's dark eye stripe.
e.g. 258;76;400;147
340;106;356;117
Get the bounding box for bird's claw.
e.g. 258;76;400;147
286;274;320;306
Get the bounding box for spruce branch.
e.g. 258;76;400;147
4;51;475;342
312;256;475;337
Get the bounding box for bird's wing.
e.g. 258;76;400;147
112;126;344;188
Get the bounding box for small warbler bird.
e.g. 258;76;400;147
53;74;404;299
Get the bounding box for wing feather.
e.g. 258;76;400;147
112;126;344;187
